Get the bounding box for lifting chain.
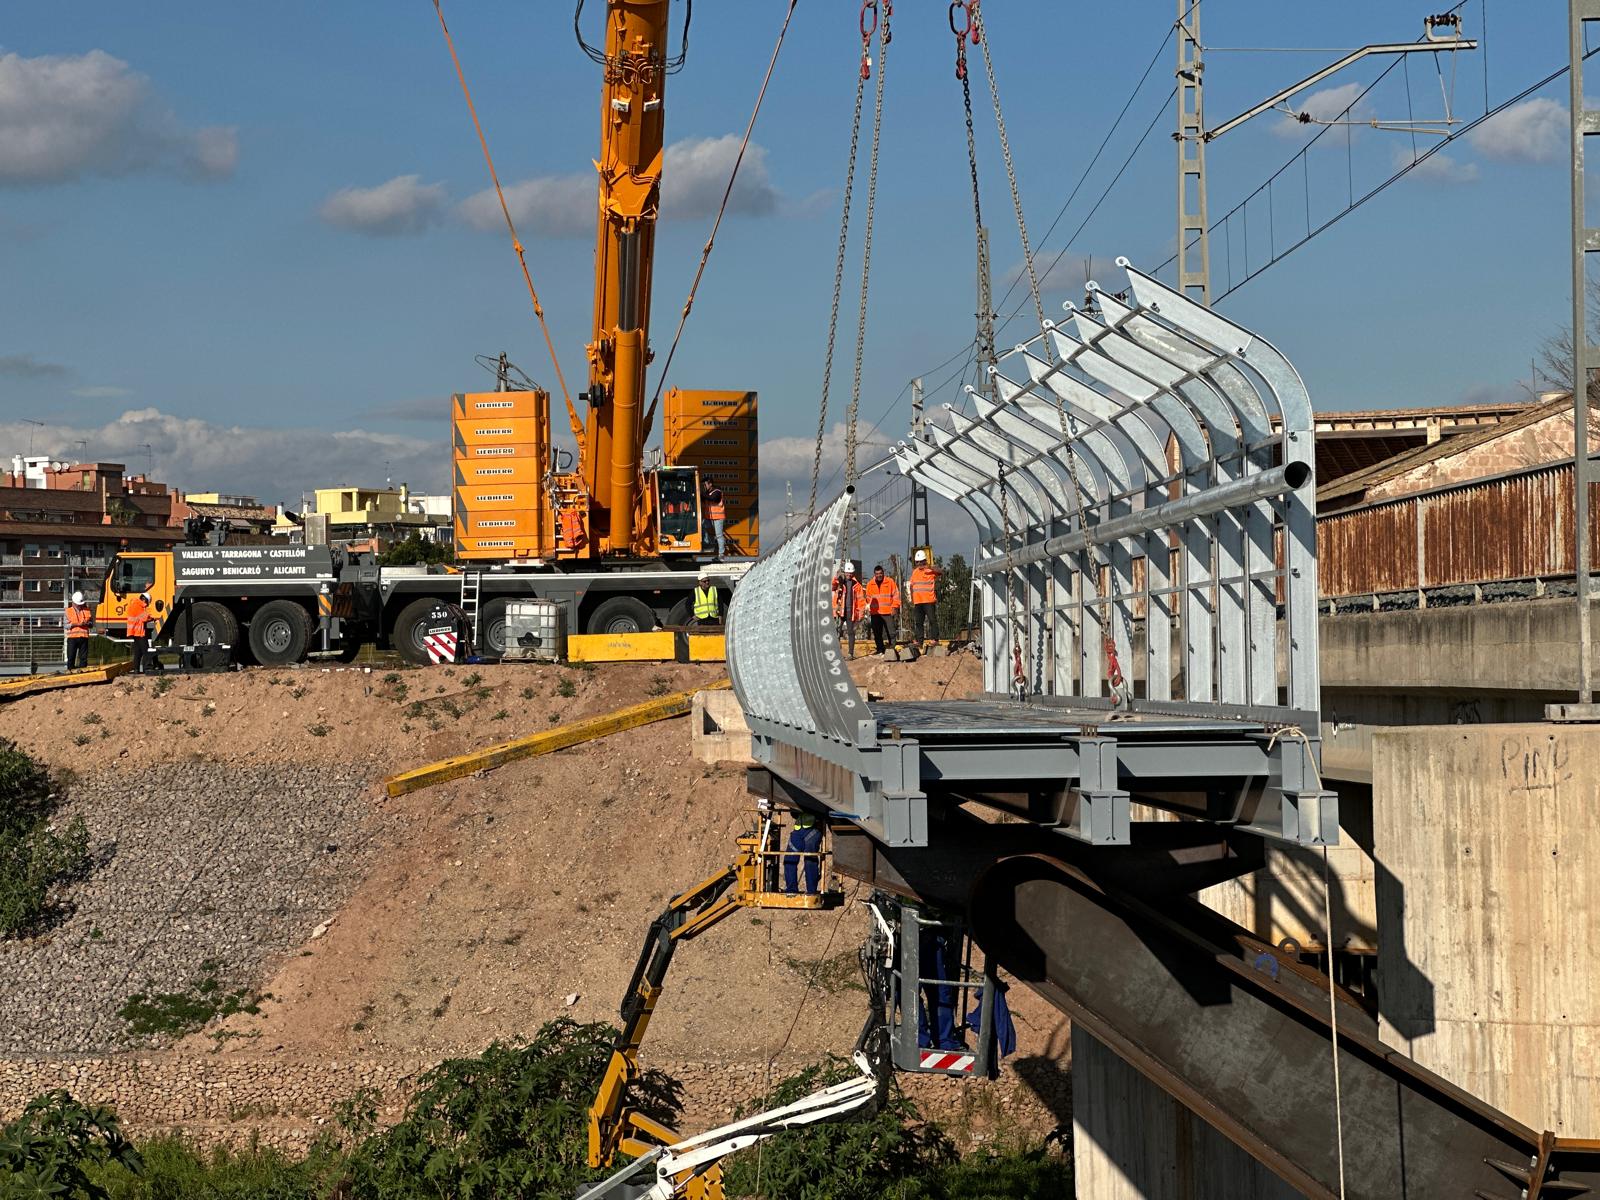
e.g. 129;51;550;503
950;1;984;308
999;467;1027;702
844;0;890;523
808;10;872;518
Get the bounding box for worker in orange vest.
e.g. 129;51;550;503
65;589;94;670
125;591;155;675
702;480;728;560
832;562;865;641
909;549;942;650
863;564;900;655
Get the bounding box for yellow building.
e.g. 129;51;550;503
312;485;432;532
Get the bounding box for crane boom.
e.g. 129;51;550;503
584;0;670;555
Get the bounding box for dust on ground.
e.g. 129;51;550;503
4;646;1067;1131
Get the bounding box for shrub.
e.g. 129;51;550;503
1;1090;142;1199
722;1058;956;1200
555;677;577;699
339;1018;678;1199
0;739;89;938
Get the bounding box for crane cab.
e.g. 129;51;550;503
92;552;174;634
650;465;704;556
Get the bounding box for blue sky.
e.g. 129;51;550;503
0;0;1581;539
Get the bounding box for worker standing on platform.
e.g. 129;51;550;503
65;591;94;670
864;564;900;655
126;591;153;674
702;479;728;560
692;572;721;626
832;562;865;643
910;550;942;650
783;810;822;895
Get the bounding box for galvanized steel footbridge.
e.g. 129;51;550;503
726;262;1600;1199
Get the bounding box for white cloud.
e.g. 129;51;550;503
1468;97;1565;165
458;171;592;237
1274;82;1367;138
0;49;237;185
0;353;68;379
319;174;448;236
760;420;849;483
71;385;133;399
662;134;778;219
1391;144;1479;185
459;134;781;238
0;408;441;506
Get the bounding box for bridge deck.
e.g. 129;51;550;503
870;698;1263;740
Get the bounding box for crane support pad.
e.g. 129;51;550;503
382;680;730;797
0;661;131;702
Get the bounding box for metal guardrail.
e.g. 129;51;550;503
894;259;1320;722
0;607;67;677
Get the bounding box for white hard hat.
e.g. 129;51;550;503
698;572;710;582
843;562;856;574
71;591;84;605
140;592;151;601
914;549;928;562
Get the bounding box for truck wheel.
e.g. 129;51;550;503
187;601;239;650
392;597;446;666
248;599;311;666
477;598;510;660
586;596;657;635
665;597;692;628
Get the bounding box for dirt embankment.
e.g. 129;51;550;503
3;648;1071;1145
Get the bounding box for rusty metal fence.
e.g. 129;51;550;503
1316;457;1600;600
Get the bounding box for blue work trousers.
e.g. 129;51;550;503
783;825;823;894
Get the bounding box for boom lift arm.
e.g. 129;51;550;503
587;812;837;1170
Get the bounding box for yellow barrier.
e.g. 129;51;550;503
382;679;732;797
565;631;728;664
568;631;678;662
0;661;132;702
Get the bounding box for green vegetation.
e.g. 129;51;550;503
781;948;867;996
118;960;269;1039
377;535;453;568
0;739;89;938
934;552;973;643
555;677;577;699
6;1021;1069;1199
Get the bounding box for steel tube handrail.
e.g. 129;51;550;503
979;460;1311;576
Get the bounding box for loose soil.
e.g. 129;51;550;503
4;648;1070;1139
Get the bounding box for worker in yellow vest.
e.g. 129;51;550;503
65;590;95;670
909;549;942;650
692;572;721;626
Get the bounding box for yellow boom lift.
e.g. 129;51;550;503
585;807;852;1199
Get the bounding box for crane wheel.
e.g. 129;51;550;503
585;596;656;635
392;597;446;666
248;599;312;666
186;601;239;652
477;598;510;660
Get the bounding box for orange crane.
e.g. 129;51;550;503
445;1;759;567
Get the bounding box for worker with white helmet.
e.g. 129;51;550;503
831;561;865;641
64;589;95;670
909;548;942;650
126;590;156;674
691;571;721;626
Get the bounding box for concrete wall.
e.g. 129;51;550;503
1373;724;1600;1136
1318;601;1594;695
1071;1028;1305;1200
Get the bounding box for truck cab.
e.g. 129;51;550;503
93;552;174;635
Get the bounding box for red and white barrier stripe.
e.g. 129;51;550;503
424;631;458;664
919;1050;976;1072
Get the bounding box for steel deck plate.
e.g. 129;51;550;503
870;698;1264;740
